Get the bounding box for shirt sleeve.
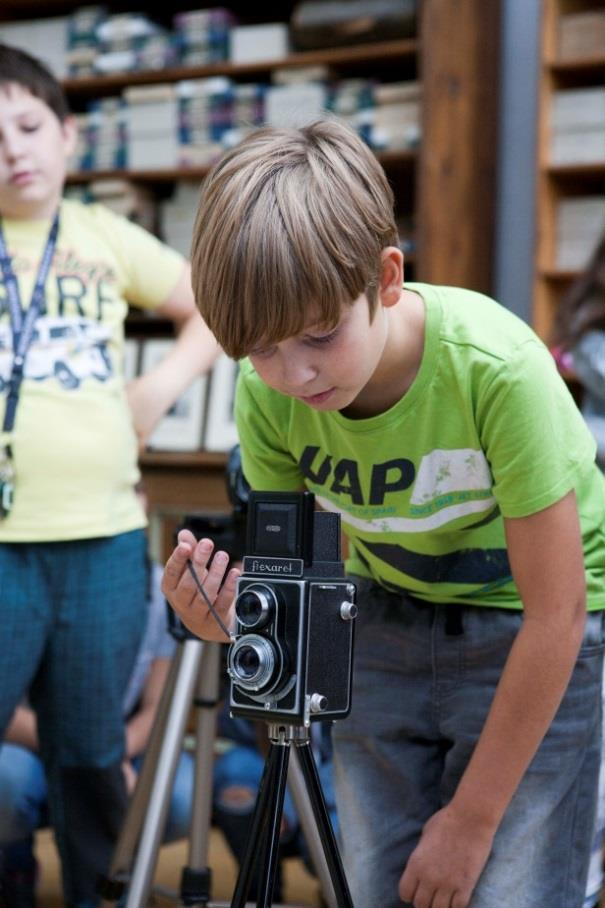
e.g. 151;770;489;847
476;339;597;518
91;204;186;310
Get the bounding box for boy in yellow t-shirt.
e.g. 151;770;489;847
163;120;605;908
0;44;218;907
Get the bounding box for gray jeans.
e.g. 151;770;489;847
332;581;604;908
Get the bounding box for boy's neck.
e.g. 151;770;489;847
342;289;426;419
3;197;62;223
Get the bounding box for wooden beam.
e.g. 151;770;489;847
418;0;501;294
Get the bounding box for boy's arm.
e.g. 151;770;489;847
126;262;221;447
399;488;587;908
5;704;39;752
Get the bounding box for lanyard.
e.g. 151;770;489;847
0;212;60;446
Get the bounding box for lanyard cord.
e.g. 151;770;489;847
0;212;60;453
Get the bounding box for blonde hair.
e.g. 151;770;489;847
190;119;398;360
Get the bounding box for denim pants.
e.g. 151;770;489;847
332;581;604;908
0;531;147;906
0;745;194;849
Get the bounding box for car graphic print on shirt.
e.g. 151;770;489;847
0;316;113;391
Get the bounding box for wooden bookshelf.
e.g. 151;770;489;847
533;0;605;343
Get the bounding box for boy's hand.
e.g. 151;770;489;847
398;804;495;908
162;530;240;642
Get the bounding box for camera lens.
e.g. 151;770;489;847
235;584;276;629
228;634;279;692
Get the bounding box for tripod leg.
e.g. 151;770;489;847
296;742;353;908
288;748;339;908
254;743;290;908
230;742;289;908
179;641;221;905
124;639;205;907
99;640;189;904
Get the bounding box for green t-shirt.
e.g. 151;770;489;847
0;199;184;541
235;283;605;610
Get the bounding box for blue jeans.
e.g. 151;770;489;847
0;531;148;905
332;582;604;908
0;744;194;848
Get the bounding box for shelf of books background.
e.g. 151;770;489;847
0;1;420;465
533;0;605;343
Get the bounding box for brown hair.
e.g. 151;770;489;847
190;119;399;360
0;43;70;122
553;233;605;350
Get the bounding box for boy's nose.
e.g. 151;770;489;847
3;130;26;162
3;142;22;164
280;356;318;392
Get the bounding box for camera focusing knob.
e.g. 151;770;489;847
309;693;328;713
340;601;358;621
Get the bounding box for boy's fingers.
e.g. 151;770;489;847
199;550;230;600
178;528;198;547
162;541;195;591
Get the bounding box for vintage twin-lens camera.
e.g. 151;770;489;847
228;490;357;725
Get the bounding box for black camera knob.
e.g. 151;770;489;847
309;693;328;713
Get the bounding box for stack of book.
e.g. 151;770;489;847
230;22;290;63
124;84;180;170
177;78;266;167
558;10;605;62
551;88;605;165
76;97;127;171
94;13;173;75
555;196;605;271
66;5;105;78
159;183;201;258
370;81;421;151
68;70;420;174
173;8;235;66
177;77;235;167
0;16;68;78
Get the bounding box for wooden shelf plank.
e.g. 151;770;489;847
545;161;605;187
539;268;580;282
62;38;418;98
548;54;605;84
140;450;228;468
549;54;605;72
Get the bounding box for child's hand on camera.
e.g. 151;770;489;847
162;530;240;642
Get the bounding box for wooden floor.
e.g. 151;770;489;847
35;826;322;907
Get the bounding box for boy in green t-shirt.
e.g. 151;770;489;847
163;119;605;908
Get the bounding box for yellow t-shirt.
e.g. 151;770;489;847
0;199;185;541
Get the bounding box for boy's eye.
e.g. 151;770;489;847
306;328;339;346
249;344;276;359
20;122;40;133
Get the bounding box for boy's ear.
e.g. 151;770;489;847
61;115;78;159
379;246;404;309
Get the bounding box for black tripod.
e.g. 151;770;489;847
98;632;344;908
230;724;353;908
